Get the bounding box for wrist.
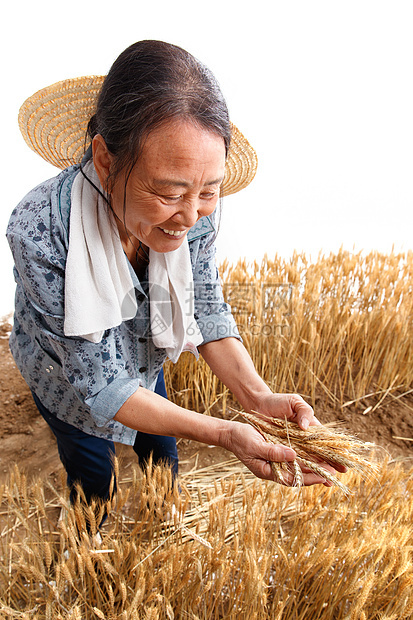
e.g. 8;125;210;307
215;419;239;454
237;384;272;414
182;411;233;450
213;418;235;452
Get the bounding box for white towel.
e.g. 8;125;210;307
64;161;137;342
149;244;203;363
64;161;203;362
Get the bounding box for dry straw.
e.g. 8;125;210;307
1;456;413;619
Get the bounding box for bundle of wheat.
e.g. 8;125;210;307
236;409;379;493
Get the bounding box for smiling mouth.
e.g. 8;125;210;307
160;228;187;238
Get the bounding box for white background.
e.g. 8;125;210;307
1;0;412;319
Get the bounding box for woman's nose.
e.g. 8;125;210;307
172;198;203;228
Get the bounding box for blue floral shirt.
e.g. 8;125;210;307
6;165;240;445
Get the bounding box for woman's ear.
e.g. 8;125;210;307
92;135;113;191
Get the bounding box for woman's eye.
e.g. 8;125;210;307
163;195;181;202
201;192;216;200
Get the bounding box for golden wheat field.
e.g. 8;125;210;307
166;248;413;412
1;249;413;619
1;457;413;619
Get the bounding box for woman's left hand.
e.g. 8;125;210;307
200;339;320;432
254;392;320;431
252;392;347;476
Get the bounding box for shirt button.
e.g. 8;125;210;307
137;294;145;302
138;337;146;343
139;366;147;373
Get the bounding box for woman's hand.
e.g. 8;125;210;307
254;392;320;431
248;393;347;478
199;338;346;483
222;421;340;486
199;340;320;433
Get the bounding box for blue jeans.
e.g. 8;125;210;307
31;369;178;505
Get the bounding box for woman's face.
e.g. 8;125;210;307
93;119;226;254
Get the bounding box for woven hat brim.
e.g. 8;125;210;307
18;76;257;196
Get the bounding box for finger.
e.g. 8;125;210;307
289;395;315;430
299;461;338;476
273;469;336;487
258;459;339;486
317;459;347;474
309;455;347;474
242;457;293;481
265;442;296;463
302;472;335;486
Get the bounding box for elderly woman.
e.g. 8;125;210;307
7;40;342;507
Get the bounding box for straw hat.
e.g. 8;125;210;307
18;76;257;197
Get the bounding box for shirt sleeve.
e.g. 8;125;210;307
190;232;241;345
7;230;141;428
